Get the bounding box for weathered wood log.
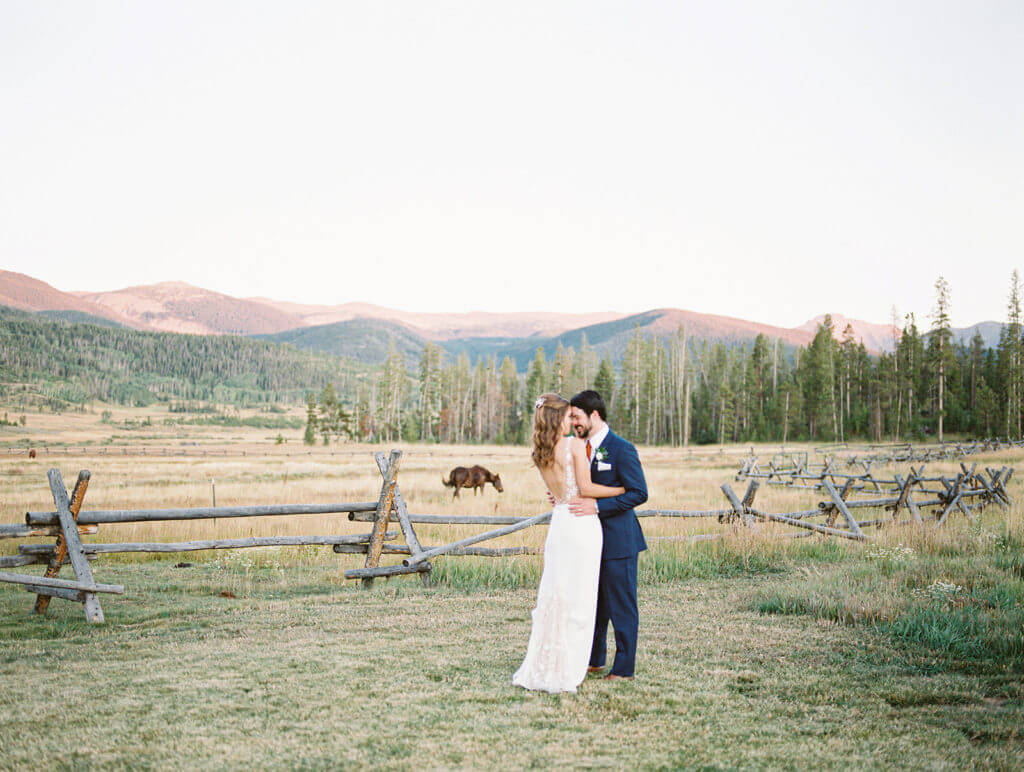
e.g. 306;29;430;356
352;508;738;524
637;508;734;518
936;475;963;526
819;497;901;511
821;479;865;537
403;512;552;567
35;469;91;615
350;512;528;525
333;543;540;557
27;501;379;526
19;532;396;556
363;450;401;588
891;474;912;521
22;584;85;602
720;483;752;526
0;571;123;594
991;467;1013;506
745;508;867;541
47;470;104;622
375;453;430;587
972;471;1002;509
345;562;431;580
893;474;925;526
0;554;40;569
955;497;979;524
0;523;98;540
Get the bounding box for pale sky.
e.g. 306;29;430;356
2;1;1021;328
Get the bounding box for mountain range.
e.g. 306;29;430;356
0;269;1004;367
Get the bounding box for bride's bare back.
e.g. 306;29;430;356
536;436;625;504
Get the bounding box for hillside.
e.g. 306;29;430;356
442;309;814;369
75;282;305;335
0;305;339;406
258;319;427;364
799;313;897;353
2;270;1005;368
0;270;129;326
953;321;1003;349
245;297;626;340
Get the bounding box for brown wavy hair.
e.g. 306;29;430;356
531;393;569;468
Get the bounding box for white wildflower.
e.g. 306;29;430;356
866;544;917;562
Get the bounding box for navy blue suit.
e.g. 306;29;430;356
588;429;647;677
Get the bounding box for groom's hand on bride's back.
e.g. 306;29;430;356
569;497;597;517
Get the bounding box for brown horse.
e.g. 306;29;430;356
28;449;36;459
442;465;504;498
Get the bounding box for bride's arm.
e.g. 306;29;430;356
572;440;625;498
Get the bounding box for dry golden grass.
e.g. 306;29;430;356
2;405;1023;768
3;402;1023;567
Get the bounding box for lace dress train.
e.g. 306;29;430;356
512;438;603;693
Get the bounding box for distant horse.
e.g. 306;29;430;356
442;465;504;498
28;449;36;459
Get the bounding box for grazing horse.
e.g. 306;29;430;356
442;465;504;498
28;449;36;459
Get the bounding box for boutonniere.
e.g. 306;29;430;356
595;447;608;463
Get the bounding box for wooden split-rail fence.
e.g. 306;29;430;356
719;462;1013;542
737;438;1024;484
0;450;559;622
0;450;1016;623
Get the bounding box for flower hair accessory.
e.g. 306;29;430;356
534;396;546;410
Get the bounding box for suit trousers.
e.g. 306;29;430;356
588;554;639;677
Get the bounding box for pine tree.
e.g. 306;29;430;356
576;333;598;392
594;357;616;412
499;356;520;443
801;320;835;439
303;392;318;445
417;343;443;441
525;347;548;404
378;338;406;442
318;383;338;444
1005;270;1023;438
929;277;953;441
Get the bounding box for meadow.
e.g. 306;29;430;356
1;404;1022;768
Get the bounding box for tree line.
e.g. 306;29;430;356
305;272;1024;446
0;306;339;408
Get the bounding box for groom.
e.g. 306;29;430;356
568;390;648;681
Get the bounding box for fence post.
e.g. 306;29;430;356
362;450;402;589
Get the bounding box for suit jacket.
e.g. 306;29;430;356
591;430;648;560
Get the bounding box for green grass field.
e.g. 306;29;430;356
1;410;1023;768
0;550;1021;769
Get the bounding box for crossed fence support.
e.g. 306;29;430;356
719;464;1012;542
737;439;1024;484
0;469;123;622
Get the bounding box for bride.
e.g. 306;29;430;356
512;393;625;693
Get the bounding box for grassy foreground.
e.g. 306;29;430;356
0;538;1022;769
1;416;1023;768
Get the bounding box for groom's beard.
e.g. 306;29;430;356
573;425;587;439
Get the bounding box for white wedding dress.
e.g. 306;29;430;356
513;437;603;693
